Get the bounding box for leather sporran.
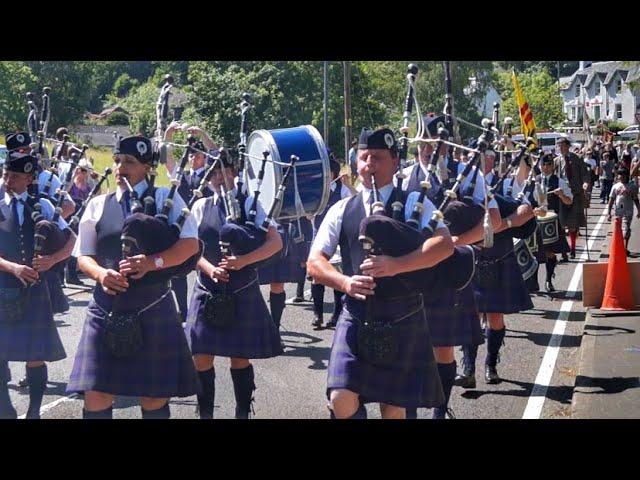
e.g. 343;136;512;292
475;258;500;289
0;288;26;324
203;292;235;328
102;312;144;358
357;322;400;367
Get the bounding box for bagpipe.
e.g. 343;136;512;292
11;192;70;276
357;64;483;298
487;138;539;239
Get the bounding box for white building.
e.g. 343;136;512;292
559;61;640;126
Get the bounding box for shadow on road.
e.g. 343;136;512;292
506;328;582;348
460;378;574;404
574;375;640;394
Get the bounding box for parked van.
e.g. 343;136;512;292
512;132;566;154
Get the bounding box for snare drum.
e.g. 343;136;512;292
513;238;538;281
538;211;559;245
246;125;330;221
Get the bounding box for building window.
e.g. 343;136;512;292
616;104;622;120
617;79;622;93
595;80;600;92
575;84;580;98
594;105;601;121
571;107;576;120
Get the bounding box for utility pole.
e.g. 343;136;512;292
343;61;351;165
323;61;329;148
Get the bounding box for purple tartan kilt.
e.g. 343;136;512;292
258;244;308;285
473;251;534;314
0;281;66;362
186;279;283;359
424;284;483;347
45;270;69;314
327;295;444;409
67;285;198;398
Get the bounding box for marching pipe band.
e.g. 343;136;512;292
1;62;605;421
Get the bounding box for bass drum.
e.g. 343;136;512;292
246;125;330;222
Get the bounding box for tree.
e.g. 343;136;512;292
0;61;38;132
493;68;565;133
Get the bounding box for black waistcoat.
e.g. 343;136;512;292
0;196;36;288
544;174;560;213
94;187;168;286
197;197;257;292
338;189;413;299
405;164;443;205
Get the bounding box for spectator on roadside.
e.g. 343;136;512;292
600;152;615;204
608;168;640;253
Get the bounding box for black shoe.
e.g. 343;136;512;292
312;314;323;329
326;317;338;328
559;254;569;263
545;280;555;292
18;376;28;388
292;296;305;303
570;250;576;259
484;365;500;384
453;372;476;389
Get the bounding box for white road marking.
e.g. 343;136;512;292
522;207;609;419
18;393;80;419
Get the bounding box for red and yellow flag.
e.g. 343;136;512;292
512;69;537;147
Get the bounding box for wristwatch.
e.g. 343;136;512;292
152;255;164;270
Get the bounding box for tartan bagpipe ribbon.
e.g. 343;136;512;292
512;69;537;148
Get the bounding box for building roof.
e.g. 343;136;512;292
559;61;638;91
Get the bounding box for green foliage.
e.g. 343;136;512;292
112;73;139;97
604;120;629;133
0;61;38;132
105;111;130;126
493;68;565;132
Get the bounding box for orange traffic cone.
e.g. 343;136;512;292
601;217;634;310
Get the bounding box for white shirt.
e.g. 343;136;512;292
72;178;198;257
311;182;446;259
330;179;353;200
3;190;69;230
402;161;498;209
191;187;275;230
456;162;498;209
503;176;548;206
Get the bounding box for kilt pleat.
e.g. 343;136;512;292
424;284;483;347
0;281;66;362
67;287;198;398
327;295;444;409
186;280;283;359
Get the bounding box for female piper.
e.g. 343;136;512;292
66;136;200;419
0;153;75;419
186;151;283;419
65;158;94;285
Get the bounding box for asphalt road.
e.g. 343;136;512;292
6;187;613;419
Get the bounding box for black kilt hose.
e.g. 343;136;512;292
473;233;534;314
258;218;313;285
185;197;282;359
67;285;197;397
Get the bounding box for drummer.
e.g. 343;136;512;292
539;154;573;292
